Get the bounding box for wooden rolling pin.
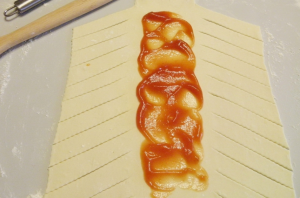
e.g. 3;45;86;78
0;0;113;56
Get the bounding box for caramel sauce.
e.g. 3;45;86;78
137;12;208;197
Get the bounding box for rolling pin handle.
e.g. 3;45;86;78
0;0;113;56
4;0;47;17
4;6;18;17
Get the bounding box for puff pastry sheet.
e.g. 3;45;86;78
45;0;295;197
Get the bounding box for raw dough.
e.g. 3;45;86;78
45;0;295;197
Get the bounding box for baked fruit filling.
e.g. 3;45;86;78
137;11;208;197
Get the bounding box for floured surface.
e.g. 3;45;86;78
45;0;295;197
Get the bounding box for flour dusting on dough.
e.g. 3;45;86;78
265;28;274;42
0;55;12;103
20;40;33;58
264;28;285;79
0;40;33;103
0;164;7;178
27;191;43;198
12;145;22;161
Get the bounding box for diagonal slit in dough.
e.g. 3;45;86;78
203;18;263;41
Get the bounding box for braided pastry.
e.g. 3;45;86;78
137;12;208;197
